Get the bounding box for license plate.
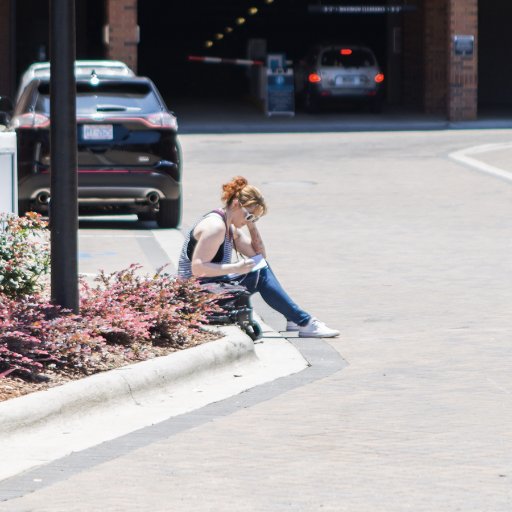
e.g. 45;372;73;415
82;124;113;140
336;76;358;86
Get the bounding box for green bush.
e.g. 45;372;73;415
0;213;50;298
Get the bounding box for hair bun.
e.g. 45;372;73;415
232;176;248;190
222;176;248;204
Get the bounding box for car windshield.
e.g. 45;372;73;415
320;49;375;68
35;82;161;114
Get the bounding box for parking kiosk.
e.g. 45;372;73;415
265;54;295;117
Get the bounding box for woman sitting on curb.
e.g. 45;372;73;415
177;176;339;338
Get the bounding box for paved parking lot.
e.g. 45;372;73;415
2;129;512;511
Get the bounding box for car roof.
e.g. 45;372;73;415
34;75;153;85
23;60;135;77
16;60;136;102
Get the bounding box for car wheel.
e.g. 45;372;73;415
157;197;181;228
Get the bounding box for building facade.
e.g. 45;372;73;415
0;0;482;121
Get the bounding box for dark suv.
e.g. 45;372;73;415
12;75;182;227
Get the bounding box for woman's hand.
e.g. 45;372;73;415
233;258;256;274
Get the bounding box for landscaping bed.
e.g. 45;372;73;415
0;213;222;402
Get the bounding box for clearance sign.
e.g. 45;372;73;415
308;5;417;14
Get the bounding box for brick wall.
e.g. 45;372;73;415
424;0;448;114
0;0;13;97
447;0;478;120
105;0;138;72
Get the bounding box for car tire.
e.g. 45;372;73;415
157;197;181;228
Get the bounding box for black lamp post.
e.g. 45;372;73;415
50;0;79;313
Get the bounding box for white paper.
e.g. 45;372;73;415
226;255;268;279
250;254;268;271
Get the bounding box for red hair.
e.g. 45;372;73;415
221;176;248;204
221;176;267;215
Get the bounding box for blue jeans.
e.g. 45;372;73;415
232;266;311;326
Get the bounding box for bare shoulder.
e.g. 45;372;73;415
194;213;226;241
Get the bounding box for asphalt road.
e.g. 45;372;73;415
3;128;512;511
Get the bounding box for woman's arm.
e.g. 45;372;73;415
191;218;255;277
233;223;267;258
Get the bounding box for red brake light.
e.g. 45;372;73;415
308;73;321;83
340;49;353;55
12;113;50;129
144;112;178;130
374;73;385;83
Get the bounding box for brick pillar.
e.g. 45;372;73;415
447;0;478;121
0;0;14;97
105;0;138;73
424;0;448;114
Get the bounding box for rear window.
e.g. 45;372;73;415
35;82;162;114
320;49;376;68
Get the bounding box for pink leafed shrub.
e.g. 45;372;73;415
80;264;221;347
0;294;111;380
0;265;222;381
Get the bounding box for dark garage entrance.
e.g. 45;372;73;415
14;0;104;86
137;0;394;109
478;0;512;110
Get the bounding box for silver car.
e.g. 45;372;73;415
295;44;384;112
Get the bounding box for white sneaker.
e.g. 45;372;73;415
285;320;299;331
298;318;340;338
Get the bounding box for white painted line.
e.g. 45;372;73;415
449;142;512;183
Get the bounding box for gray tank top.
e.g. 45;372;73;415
177;209;233;279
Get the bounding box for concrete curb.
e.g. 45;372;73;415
0;326;255;435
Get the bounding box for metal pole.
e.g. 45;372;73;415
50;0;79;312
